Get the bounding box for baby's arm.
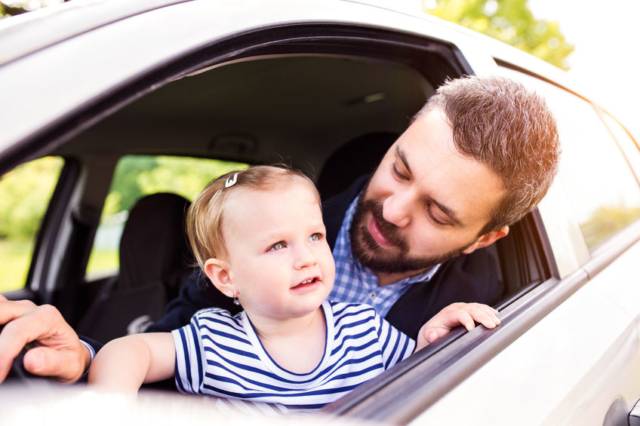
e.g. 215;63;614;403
416;303;501;351
88;333;175;393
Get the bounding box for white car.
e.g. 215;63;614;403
1;1;640;425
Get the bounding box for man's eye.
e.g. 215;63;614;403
309;233;323;242
269;242;286;251
426;205;447;226
392;163;409;180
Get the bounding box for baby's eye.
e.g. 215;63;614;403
309;233;323;242
269;241;286;251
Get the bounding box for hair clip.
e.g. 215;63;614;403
225;173;239;188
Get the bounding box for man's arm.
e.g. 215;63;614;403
88;333;175;393
0;272;210;384
0;295;90;384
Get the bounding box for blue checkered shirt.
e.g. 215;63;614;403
328;195;440;318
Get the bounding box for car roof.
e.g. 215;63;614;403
0;0;192;66
0;0;562;74
0;0;583;171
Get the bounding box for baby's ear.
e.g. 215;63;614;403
204;258;236;298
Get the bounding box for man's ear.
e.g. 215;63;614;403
204;258;237;298
462;225;509;255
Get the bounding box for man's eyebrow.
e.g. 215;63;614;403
396;145;413;175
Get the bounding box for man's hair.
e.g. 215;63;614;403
417;75;561;235
186;165;318;270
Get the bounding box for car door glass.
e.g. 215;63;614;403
499;67;640;249
0;157;64;292
600;111;640;182
85;155;248;280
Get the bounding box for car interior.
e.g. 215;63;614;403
16;51;552;386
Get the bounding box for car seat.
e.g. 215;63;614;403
318;132;398;200
76;193;193;343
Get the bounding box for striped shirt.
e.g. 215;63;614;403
172;300;415;414
330;195;440;317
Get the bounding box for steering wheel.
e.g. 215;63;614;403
0;325;52;385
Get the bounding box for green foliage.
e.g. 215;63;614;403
0;158;63;291
424;0;574;70
0;240;33;292
580;204;640;248
103;156;248;218
104;156;160;216
0;0;68;17
0;157;63;241
136;156;247;203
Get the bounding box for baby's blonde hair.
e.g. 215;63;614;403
186;165;319;271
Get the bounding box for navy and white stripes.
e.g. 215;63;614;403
172;300;415;414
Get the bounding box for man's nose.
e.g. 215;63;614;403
382;191;413;228
294;244;317;269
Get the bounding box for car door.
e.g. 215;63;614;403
430;66;640;426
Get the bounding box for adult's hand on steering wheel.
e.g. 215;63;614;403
0;294;91;384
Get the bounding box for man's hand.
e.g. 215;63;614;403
0;294;91;384
416;303;501;350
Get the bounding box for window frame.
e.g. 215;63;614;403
3;25;474;301
1;157;79;302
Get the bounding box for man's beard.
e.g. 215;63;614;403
349;192;473;274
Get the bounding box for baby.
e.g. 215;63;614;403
88;165;499;414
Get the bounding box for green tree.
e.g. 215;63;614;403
0;157;63;240
1;0;67;18
580;204;640;248
424;0;574;70
137;157;248;202
104;156;160;216
102;156;248;218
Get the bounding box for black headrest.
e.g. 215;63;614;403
119;193;192;293
318;132;398;200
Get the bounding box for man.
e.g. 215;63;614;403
0;75;560;384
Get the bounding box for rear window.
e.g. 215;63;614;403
85;155;248;279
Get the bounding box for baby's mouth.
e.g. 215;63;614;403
292;276;320;289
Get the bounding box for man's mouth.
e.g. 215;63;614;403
367;215;397;248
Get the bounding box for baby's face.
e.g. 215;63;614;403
222;180;335;321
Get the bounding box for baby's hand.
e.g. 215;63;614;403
416;303;500;350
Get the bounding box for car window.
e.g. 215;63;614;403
85;155;248;280
600;111;640;182
499;67;640;250
0;157;64;292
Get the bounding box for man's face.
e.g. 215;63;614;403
350;107;507;275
